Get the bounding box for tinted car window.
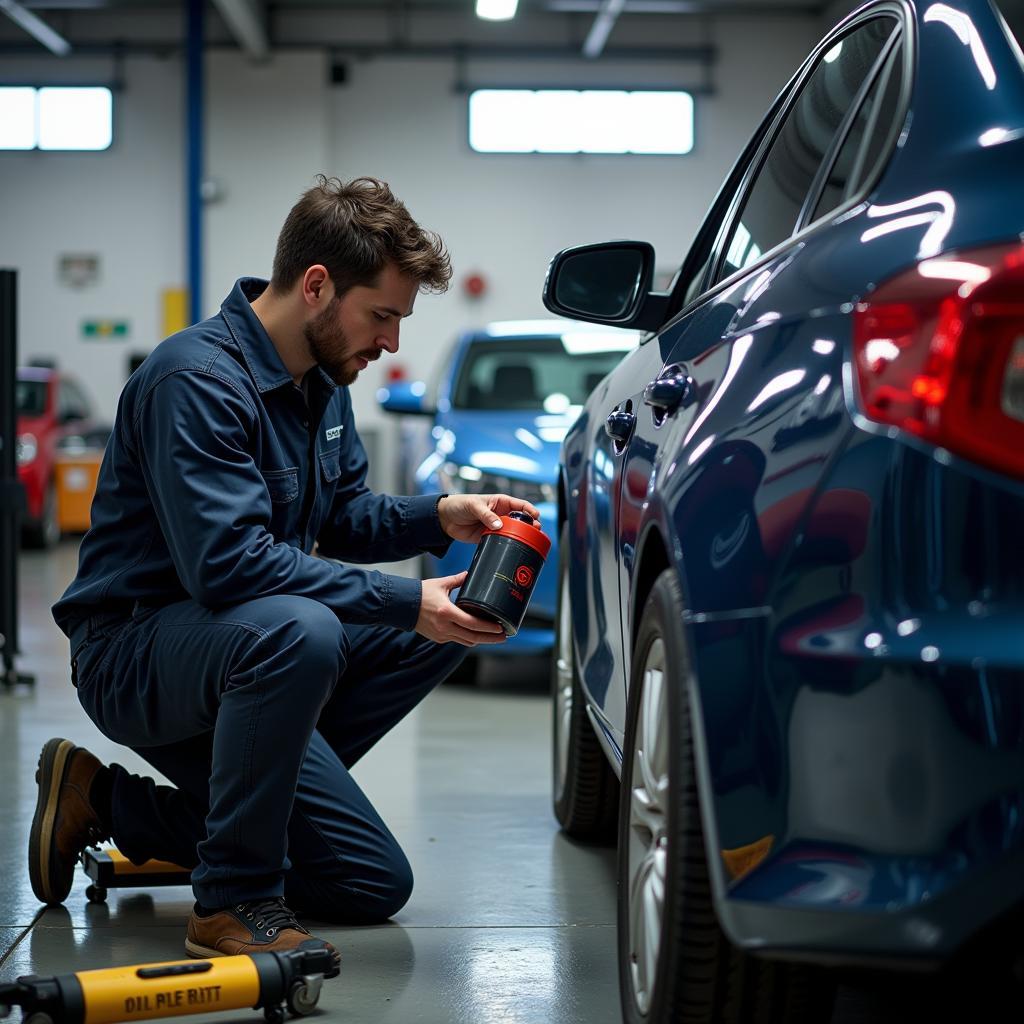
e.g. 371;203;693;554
59;379;90;421
16;380;47;416
452;337;632;411
993;0;1024;58
811;42;903;221
715;17;896;282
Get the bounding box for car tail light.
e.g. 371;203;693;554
852;241;1024;478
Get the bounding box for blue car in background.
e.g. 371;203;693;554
378;320;639;678
545;1;1024;1021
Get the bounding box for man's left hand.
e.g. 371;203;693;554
437;494;541;544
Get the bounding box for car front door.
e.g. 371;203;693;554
612;11;902;702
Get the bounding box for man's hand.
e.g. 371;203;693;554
415;572;508;647
437;494;541;545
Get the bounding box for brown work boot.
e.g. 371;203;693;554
28;738;110;905
185;897;341;977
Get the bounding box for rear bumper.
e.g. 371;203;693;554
17;462;45;520
719;843;1024;968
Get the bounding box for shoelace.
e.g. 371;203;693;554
235;897;309;938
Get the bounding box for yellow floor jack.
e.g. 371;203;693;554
0;946;337;1024
80;849;191;905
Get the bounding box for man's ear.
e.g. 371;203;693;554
301;265;331;307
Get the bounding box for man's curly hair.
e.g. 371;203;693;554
271;175;452;296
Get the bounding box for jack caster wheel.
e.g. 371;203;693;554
287;976;323;1016
263;1004;285;1024
85;885;107;904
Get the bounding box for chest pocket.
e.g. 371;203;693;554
319;447;342;485
261;467;299;504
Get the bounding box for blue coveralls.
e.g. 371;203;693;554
52;278;465;921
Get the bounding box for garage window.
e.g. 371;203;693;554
468;89;693;154
0;86;113;151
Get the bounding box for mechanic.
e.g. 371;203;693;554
32;175;539;969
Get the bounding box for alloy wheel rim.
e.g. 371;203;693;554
554;567;574;801
627;636;669;1016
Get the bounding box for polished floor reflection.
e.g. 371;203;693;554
1;544;973;1024
1;541;619;1023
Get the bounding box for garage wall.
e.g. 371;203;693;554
0;56;184;420
0;13;820;428
324;14;820;430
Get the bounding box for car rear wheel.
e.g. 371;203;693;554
552;523;618;841
618;569;834;1024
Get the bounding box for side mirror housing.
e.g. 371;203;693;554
377;381;435;416
542;240;670;333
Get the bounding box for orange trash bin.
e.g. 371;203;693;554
55;448;103;534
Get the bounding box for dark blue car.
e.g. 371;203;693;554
377;320;639;676
545;1;1024;1020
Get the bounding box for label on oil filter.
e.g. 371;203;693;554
456;534;546;636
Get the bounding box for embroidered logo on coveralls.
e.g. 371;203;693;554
325;425;343;441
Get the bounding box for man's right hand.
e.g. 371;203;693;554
415;572;508;647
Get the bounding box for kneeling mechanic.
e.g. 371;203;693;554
31;175;539;971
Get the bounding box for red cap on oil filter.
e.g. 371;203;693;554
481;512;551;559
456;511;551;635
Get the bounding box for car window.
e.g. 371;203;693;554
16;380;47;416
993;0;1024;65
810;40;904;222
59;379;91;420
451;337;634;411
714;16;897;284
666;83;796;319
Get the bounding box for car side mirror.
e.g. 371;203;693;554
542;241;670;333
376;381;435;416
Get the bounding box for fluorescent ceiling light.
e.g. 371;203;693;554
0;87;36;149
477;0;518;19
469;89;693;155
38;88;112;150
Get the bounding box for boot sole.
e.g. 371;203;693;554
28;738;75;906
184;938;225;959
185;936;341;977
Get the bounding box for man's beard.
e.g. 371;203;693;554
304;299;377;386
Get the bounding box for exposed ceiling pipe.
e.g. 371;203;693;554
209;0;268;61
0;0;70;55
582;0;626;58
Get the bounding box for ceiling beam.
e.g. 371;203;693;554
210;0;268;60
582;0;625;57
0;0;70;54
551;0;698;9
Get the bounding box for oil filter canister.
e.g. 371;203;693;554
456;511;551;636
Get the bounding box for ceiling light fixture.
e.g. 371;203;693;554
476;0;519;21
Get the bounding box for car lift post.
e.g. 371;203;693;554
0;268;35;690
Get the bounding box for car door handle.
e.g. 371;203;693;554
605;407;636;444
643;364;695;416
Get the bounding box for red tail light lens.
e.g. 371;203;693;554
853;241;1024;477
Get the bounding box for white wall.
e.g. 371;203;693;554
0;56;184;417
0;14;820;428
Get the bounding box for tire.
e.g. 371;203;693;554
25;481;60;549
617;570;834;1024
444;653;480;686
552;523;618;841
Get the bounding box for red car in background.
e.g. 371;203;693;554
16;367;105;548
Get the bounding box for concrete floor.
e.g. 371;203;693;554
0;542;993;1024
2;541;619;1023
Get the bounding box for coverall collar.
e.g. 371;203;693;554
220;277;337;395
